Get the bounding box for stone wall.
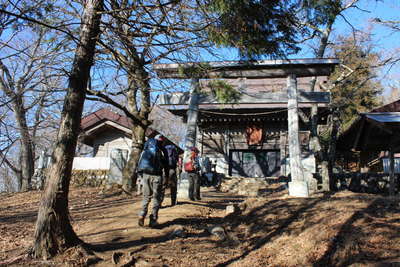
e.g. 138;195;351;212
333;173;399;194
71;170;109;187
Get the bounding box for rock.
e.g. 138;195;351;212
120;255;136;267
135;259;153;266
209;226;227;241
169;225;187;238
238;202;247;211
225;204;238;215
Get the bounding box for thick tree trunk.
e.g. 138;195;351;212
121;66;151;193
122;124;147;192
310;22;333;192
30;0;103;259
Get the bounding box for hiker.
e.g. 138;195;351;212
200;156;212;186
137;134;169;227
184;147;201;201
163;144;179;206
202;157;215;186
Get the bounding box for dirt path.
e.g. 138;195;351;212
0;186;246;266
74;187;245;266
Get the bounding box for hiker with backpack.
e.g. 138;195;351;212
184;147;201;201
162;144;179;206
137;134;169;228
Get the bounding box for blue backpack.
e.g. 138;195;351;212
165;145;178;168
137;138;162;175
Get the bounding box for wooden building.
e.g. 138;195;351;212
155;59;339;179
337;99;400;173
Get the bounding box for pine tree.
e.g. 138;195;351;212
329;35;383;127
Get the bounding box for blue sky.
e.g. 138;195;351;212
304;0;400;95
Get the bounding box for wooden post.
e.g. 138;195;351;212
280;131;287;176
389;148;395;196
287;74;309;197
178;78;200;199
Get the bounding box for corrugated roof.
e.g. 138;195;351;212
372;99;400;112
365;112;400;123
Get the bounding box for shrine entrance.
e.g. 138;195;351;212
229;149;280;178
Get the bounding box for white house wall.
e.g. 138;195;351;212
72;157;111;170
93;131;132;157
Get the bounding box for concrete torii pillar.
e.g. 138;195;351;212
287;74;309;197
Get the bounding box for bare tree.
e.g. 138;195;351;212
0;0;75;191
86;0;311;192
300;0;364;190
30;0;103;258
0;28;66;191
85;0;210;192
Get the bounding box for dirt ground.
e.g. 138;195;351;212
1;183;400;267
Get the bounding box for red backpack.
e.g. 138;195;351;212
184;151;197;172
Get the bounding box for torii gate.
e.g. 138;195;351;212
154;58;339;197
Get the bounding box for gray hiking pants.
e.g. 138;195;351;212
138;173;163;220
187;172;200;200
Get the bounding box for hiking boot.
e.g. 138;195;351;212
138;216;145;227
149;215;158;228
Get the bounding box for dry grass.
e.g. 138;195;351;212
1;186;400;266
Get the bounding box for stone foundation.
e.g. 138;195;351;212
220;177;269;197
71;170;109;187
333;173;399;194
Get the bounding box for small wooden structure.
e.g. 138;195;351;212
338;99;400;173
154;59;339;197
337;111;400;195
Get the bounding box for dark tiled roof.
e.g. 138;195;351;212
81;108;133;131
80;107;185;148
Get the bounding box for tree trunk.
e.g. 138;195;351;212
328;110;340;190
121;65;151;193
122;124;147;192
310;21;334;192
14;96;35;191
30;0;103;259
